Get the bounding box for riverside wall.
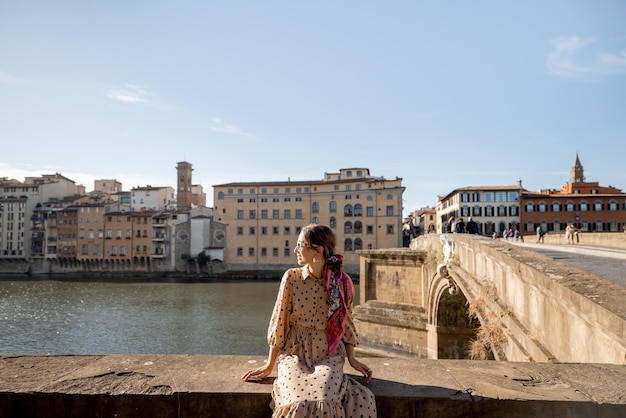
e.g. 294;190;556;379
1;354;625;418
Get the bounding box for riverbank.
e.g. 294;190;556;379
0;269;360;283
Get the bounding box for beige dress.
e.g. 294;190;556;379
268;267;377;418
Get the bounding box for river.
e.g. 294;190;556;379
0;277;359;356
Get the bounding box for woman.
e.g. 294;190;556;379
242;224;377;417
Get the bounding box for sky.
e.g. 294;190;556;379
1;1;625;216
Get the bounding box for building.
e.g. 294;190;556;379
103;211;133;264
94;179;122;194
212;168;404;271
75;203;106;261
436;182;523;236
130;186;176;212
176;161;193;211
520;154;626;235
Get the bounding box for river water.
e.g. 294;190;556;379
0;277;359;356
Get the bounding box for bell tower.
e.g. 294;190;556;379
176;161;193;211
570;153;585;183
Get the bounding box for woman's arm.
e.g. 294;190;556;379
241;346;279;381
345;343;373;383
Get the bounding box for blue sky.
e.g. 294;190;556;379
1;1;625;216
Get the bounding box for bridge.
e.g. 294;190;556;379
353;233;626;364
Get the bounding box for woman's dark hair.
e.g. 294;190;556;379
302;224;335;259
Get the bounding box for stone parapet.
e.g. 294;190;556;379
1;355;625;418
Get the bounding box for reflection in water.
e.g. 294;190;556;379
0;278;359;355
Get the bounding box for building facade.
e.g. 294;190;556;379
520;154;626;235
130;186;176;212
212;168;404;271
436;183;523;236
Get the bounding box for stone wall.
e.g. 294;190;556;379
418;234;626;364
2;354;624;418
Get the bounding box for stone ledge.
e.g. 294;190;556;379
1;354;625;418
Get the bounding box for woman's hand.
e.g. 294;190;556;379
241;363;273;382
348;356;373;383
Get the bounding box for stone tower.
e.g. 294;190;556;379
570;153;585;183
176;161;193;211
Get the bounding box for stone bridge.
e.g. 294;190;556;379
353;233;626;365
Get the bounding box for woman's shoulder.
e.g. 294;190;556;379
281;267;304;281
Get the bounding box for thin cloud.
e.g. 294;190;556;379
210;118;251;137
546;36;626;78
0;71;28;85
107;84;151;104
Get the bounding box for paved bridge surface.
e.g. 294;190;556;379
518;242;626;287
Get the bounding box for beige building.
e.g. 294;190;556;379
75;203;106;261
436;183;523;236
130;186;176;212
213;168;404;272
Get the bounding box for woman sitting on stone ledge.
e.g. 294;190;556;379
242;223;377;417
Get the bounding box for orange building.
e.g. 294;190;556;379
520;154;626;235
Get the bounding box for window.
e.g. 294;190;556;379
312;216;319;224
366;206;374;217
510;206;518;216
273;248;279;257
538;202;547;212
284;226;291;235
552;202;561;212
344;205;353;216
594;201;603;211
366;225;373;234
354;221;363;234
237;227;244;235
261;210;268;219
261;247;267;257
507;191;519;201
218;191;224;200
387;194;393;200
249;210;256;219
580;202;588;211
386;206;394;216
472;206;481;216
273;209;279;219
566;202;575;212
237;210;244;219
329;201;337;212
312;202;319;213
344;238;353;252
295;209;302;219
354;238;363;250
461;193;469;202
387;224;394;234
344;221;353;234
354;204;363;216
248;248;255;257
461;206;470;217
261;226;267;235
273;226;279;235
498;206;507;216
284;209;291;219
484;192;494;202
495;192;507;202
237;247;243;256
609;201;618;211
249;227;256;235
525;202;534;212
329;217;336;229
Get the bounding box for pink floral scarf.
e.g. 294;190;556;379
324;254;354;356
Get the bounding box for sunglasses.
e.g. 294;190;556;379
296;241;319;249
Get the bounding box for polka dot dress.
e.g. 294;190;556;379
267;268;377;418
